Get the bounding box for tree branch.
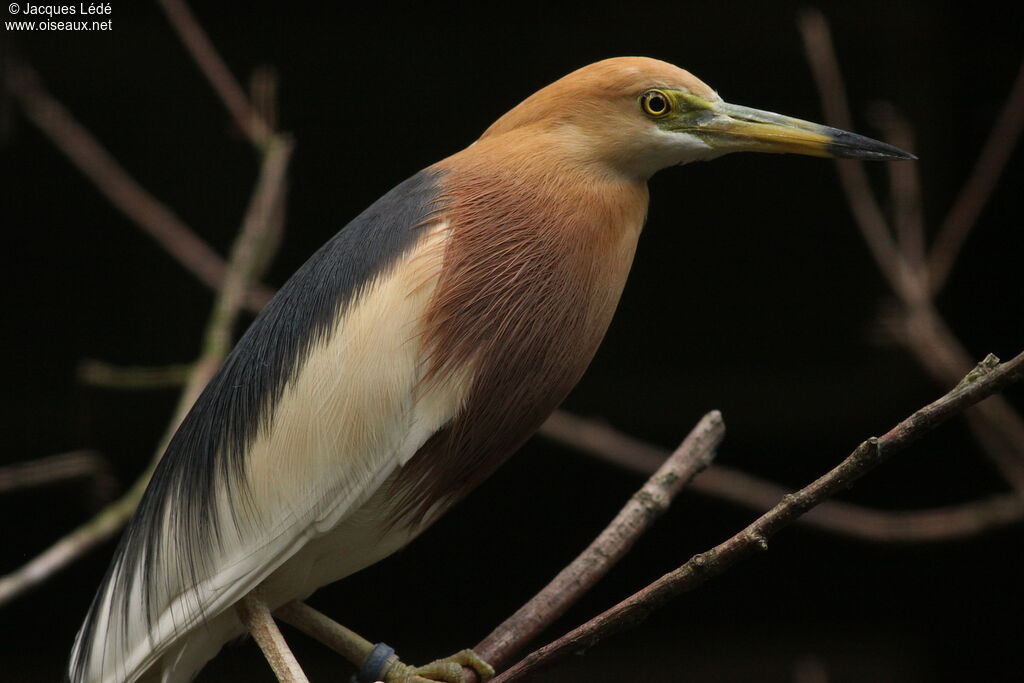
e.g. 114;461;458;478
928;59;1024;293
494;352;1024;682
237;594;310;683
2;60;273;312
157;0;274;150
871;103;926;280
0;451;114;501
0;130;291;608
796;9;918;302
474;411;724;673
796;8;1024;490
539;410;1024;542
77;360;193;390
895;306;1024;489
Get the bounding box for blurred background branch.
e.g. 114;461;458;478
0;8;291;605
497;352;1024;682
796;10;1024;491
0;450;115;502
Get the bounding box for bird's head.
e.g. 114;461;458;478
479;56;914;180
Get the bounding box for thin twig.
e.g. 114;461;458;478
877;106;1024;489
251;65;280;135
871;102;926;280
474;411;724;673
897;307;1024;489
694;465;1024;542
248;64;287;272
157;0;274;150
203;135;293;358
796;9;918;302
0;451;114;500
539;410;1024;542
494;352;1024;682
0;491;138;606
77;360;193;390
797;9;1024;490
928;59;1024;293
0;135;291;608
237;594;310;683
2;60;273;312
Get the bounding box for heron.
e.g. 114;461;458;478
68;57;912;683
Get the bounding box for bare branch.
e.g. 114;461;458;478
539;410;666;474
251;65;280;135
896;307;1024;489
797;9;1024;490
929;59;1024;293
202;135;292;358
870;102;926;279
694;466;1023;542
77;360;192;390
494;352;1024;682
0;135;291;608
474;411;724;673
2;60;273;312
157;0;274;149
0;490;141;606
796;9;918;302
0;451;114;500
540;409;1024;542
237;594;309;683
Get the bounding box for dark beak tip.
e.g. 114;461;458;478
876;147;919;161
829;142;917;162
826;127;916;162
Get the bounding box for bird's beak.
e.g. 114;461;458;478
672;95;916;161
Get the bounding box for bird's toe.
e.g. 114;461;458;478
385;648;494;683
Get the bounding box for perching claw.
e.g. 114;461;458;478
382;648;494;683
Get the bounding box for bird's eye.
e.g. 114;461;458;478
640;90;671;117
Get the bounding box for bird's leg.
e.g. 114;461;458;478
275;600;375;667
236;593;310;683
275;600;494;682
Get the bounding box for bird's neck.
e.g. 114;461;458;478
385;140;648;527
430;134;650;370
439;129;650;254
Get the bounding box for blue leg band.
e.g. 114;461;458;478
351;642;396;683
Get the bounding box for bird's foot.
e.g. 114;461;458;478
278;602;493;683
380;647;494;683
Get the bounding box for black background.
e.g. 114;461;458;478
2;2;1022;681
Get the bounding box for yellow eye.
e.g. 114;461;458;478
640;90;671;117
